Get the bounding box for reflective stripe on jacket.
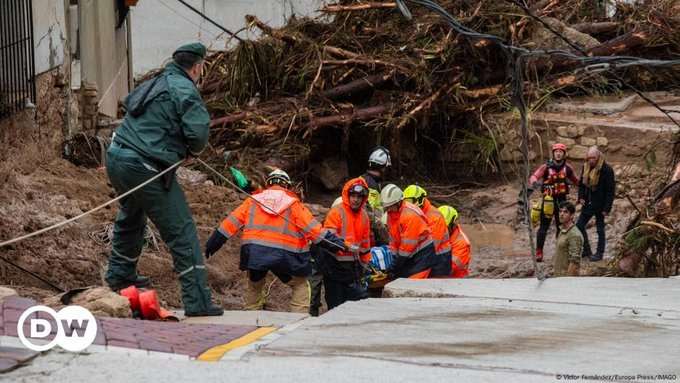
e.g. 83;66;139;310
421;199;451;256
324;178;372;262
449;226;471;278
219;185;325;253
387;202;434;258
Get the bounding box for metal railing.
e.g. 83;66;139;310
0;0;36;119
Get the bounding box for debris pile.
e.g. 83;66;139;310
616;145;680;277
196;0;680;181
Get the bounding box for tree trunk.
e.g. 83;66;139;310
321;72;395;99
305;105;390;130
571;22;619;35
587;31;650;57
321;2;396;12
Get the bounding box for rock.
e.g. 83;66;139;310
499;147;535;162
619;253;641;276
580;137;597;146
312;158;348;190
44;287;131;318
555;126;569;137
596;136;609;147
608;144;621;153
176;167;208;186
577;126;586;136
499;147;516;162
569;145;588;160
567;125;580;138
0;286;18;301
555;137;576;147
308;203;330;219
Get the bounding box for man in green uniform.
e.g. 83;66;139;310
105;42;223;316
553;202;583;277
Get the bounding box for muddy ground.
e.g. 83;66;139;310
0;76;668;312
0;152;654;312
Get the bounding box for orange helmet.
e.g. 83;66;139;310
552;143;567;153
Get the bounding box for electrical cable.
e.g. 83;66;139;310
395;0;680;279
175;0;244;43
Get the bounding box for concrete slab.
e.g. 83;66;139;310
3;278;679;381
545;94;638;115
384;277;680;312
259;297;680;378
176;310;308;327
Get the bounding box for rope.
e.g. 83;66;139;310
0;159;183;249
0;158;183;290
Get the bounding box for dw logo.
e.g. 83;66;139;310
17;305;98;352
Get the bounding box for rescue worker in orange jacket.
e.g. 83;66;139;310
318;178;372;310
402;185;452;277
204;169;345;313
438;205;471;278
380;184;438;279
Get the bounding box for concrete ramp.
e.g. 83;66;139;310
3;278;679;381
384;277;680;312
255;278;679;380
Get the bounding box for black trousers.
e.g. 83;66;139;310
576;206;606;257
308;269;323;316
536;196;566;251
323;277;368;310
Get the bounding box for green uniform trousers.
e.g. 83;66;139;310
105;143;212;312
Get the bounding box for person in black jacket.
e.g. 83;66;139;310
576;146;616;261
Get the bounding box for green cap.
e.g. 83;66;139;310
173;42;207;59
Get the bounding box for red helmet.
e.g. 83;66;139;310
552;143;567;153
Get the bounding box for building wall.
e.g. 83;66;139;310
79;0;130;118
32;0;66;75
131;0;326;76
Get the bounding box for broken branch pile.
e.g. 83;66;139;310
617;141;680;277
194;0;680;181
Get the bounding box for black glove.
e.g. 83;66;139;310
320;231;346;252
205;230;228;259
388;255;408;279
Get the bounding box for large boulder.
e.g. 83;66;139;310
311;158;349;191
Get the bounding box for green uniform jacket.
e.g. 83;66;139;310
553;224;583;277
115;62;210;167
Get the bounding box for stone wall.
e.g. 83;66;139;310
548;125;609;160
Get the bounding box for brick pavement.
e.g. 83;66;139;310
1;296;258;359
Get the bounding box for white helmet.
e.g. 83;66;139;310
380;184;403;208
368;146;392;168
266;169;291;187
331;196;343;208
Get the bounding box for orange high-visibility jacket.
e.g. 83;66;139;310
387;202;434;258
421;199;451;256
324;178;372;263
449;225;471;278
219;185;326;253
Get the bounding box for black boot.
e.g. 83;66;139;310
107;275;151;291
185;304;224;317
589;253;603;262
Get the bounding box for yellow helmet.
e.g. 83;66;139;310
402;185;427;207
438;205;459;226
